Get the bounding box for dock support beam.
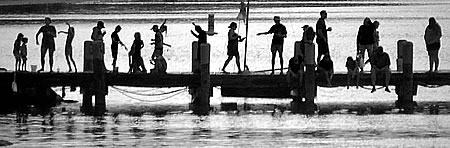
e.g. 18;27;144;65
396;40;415;113
81;41;106;115
190;42;211;115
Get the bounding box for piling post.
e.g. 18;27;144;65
290;41;303;113
396;40;414;113
92;41;106;115
195;43;211;115
302;43;317;114
81;41;94;114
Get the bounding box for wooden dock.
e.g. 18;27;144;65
1;70;449;98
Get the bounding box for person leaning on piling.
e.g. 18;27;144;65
287;56;304;101
257;16;287;75
222;22;245;74
58;22;77;72
424;17;442;73
35;17;57;73
316;10;332;66
370;46;391;93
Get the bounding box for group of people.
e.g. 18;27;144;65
14;17;168;74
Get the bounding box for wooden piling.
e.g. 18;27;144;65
92;41;106;115
190;42;211;115
81;41;93;114
302;43;317;114
396;40;414;113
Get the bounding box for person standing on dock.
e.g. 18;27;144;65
424;17;442;73
20;37;28;71
257;16;287;75
111;25;126;70
131;32;146;73
35;17;57;72
13;33;23;71
151;24;171;62
91;21;108;72
370;46;391;93
357;17;376;72
222;22;245;74
58;22;77;72
316;10;332;66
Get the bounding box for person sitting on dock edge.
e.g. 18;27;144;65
257;16;287;75
370;46;391;93
346;56;359;89
318;53;334;87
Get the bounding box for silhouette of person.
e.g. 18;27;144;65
318;54;334;86
346;56;360;89
111;25;126;70
316;10;332;66
357;17;376;72
286;56;304;101
370;46;391;93
424;17;442;72
222;22;245;73
191;23;207;63
35;17;57;72
299;25;315;63
257;16;287;75
131;32;146;73
13;33;23;71
151;54;167;74
20;37;28;71
58;22;77;72
91;21;108;72
373;21;380;49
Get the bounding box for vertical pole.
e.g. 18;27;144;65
243;0;250;71
192;43;210;115
402;41;414;113
81;41;93;114
92;41;106;115
303;43;316;114
396;40;406;71
290;41;303;113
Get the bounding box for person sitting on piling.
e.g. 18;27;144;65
318;53;334;87
346;56;359;89
13;33;23;71
222;22;246;74
20;37;28;71
370;46;391;93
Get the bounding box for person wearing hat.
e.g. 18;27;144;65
91;21;106;42
257;16;287;75
91;21;108;72
222;22;246;73
190;22;207;65
35;17;57;72
298;25;315;62
316;10;332;66
151;24;164;60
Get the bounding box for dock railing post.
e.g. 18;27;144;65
396;40;414;113
92;41;106;115
302;43;317;114
81;41;93;114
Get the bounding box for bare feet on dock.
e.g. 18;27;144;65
371;86;376;93
384;87;391;93
37;68;44;73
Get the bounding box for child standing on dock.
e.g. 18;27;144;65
13;33;23;71
346;56;359;89
130;32;146;73
58;22;77;72
20;37;28;71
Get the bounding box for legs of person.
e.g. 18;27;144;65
139;56;146;72
222;56;233;72
22;58;27;71
271;51;276;75
325;71;331;86
367;44;374;60
431;50;439;71
356;68;360;89
384;67;391;92
235;55;242;72
65;54;72;72
15;57;20;71
278;48;284;75
346;68;352;89
39;46;47;72
357;44;366;71
370;67;377;92
49;48;54;72
69;55;77;72
427;50;433;72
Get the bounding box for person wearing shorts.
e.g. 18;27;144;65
35;17;57;72
257;16;287;75
424;17;442;72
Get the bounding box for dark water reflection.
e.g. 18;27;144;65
1;112;450;147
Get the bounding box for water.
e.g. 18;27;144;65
1;0;450;147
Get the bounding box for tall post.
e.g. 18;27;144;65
92;41;106;115
302;43;317;114
400;41;414;113
81;41;93;114
192;43;211;115
243;0;250;71
396;40;406;71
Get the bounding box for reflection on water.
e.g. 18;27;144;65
3;111;449;147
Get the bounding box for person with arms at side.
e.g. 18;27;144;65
257;16;287;75
222;22;246;74
13;33;23;71
35;17;57;72
424;17;442;73
345;56;360;89
370;46;391;93
20;37;28;71
316;10;332;66
58;22;77;72
131;32;146;73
